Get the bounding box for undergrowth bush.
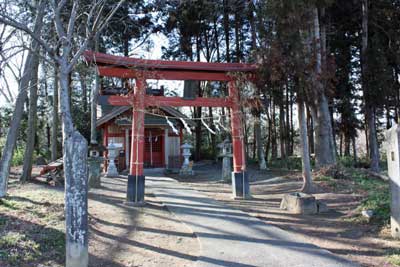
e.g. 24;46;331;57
350;171;390;223
268;156;305;170
11;148;25;167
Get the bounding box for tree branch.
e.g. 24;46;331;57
67;0;125;71
0;14;55;59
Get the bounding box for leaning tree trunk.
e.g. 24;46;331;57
298;99;313;193
60;69;89;267
361;0;380;172
366;107;380;171
20;44;41;182
0;53;33;196
51;63;59;161
0;0;45;197
79;73;88;113
90;35;100;145
312;8;336;168
254;114;267;169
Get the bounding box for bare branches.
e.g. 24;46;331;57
0;14;55;59
53;0;67;39
67;0;125;71
67;1;79;42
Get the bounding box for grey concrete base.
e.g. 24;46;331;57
123;201;146;207
233;195;252;200
66;243;88;267
106;163;119;177
88;157;102;188
147;176;357;267
126;175;145;203
280;192;317;214
232;171;251;199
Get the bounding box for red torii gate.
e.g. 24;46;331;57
84;51;256;203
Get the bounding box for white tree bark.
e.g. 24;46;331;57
298;99;313;193
51;63;59;161
0;0;45;197
361;0;380;172
90;35;100;145
21;40;41;182
312;7;336;168
254;116;267;170
0;2;125;265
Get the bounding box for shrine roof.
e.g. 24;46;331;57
83;51;257;73
97;106;195;128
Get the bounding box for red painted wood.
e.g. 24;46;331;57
144;96;233;108
100;95;134;106
84;51;257;73
98;95;233;107
229;81;246;172
98;66;234;81
144;129;164;167
130;78;146;176
107;133;125;137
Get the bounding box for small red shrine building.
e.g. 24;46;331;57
97;105;194;171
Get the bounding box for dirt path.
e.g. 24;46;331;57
88;176;199;267
171;164;400;267
148;175;355;267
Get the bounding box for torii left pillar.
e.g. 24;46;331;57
126;78;146;204
229;80;250;199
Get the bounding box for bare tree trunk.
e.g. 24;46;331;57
223;0;230;62
352;135;357;163
279;100;286;160
21;44;41;182
60;69;89;267
79;73;88;113
90;35;100;145
51;63;59;160
361;0;380;172
271;98;277;160
254;115;267;169
366;107;380;171
298;99;313;193
344;134;351;156
285;86;291;157
0;0;45;197
312;8;336;167
307;107;315;154
339;133;343;157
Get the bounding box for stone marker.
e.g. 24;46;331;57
280;192;318;214
280;192;329;215
386;124;400;238
217;139;232;182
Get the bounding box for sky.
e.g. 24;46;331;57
0;31;184;107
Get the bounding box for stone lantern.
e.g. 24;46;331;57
106;142;123;177
218;139;232;181
87;143;103;188
180;143;194;175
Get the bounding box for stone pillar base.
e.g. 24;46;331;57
232;171;251;199
106;163;119;177
126;175;145;203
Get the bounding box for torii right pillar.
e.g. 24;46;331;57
229;80;251;199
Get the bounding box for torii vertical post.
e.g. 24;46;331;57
229;80;250;199
127;77;146;204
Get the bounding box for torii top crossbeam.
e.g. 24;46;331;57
83;51;254;203
83;51;257;81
